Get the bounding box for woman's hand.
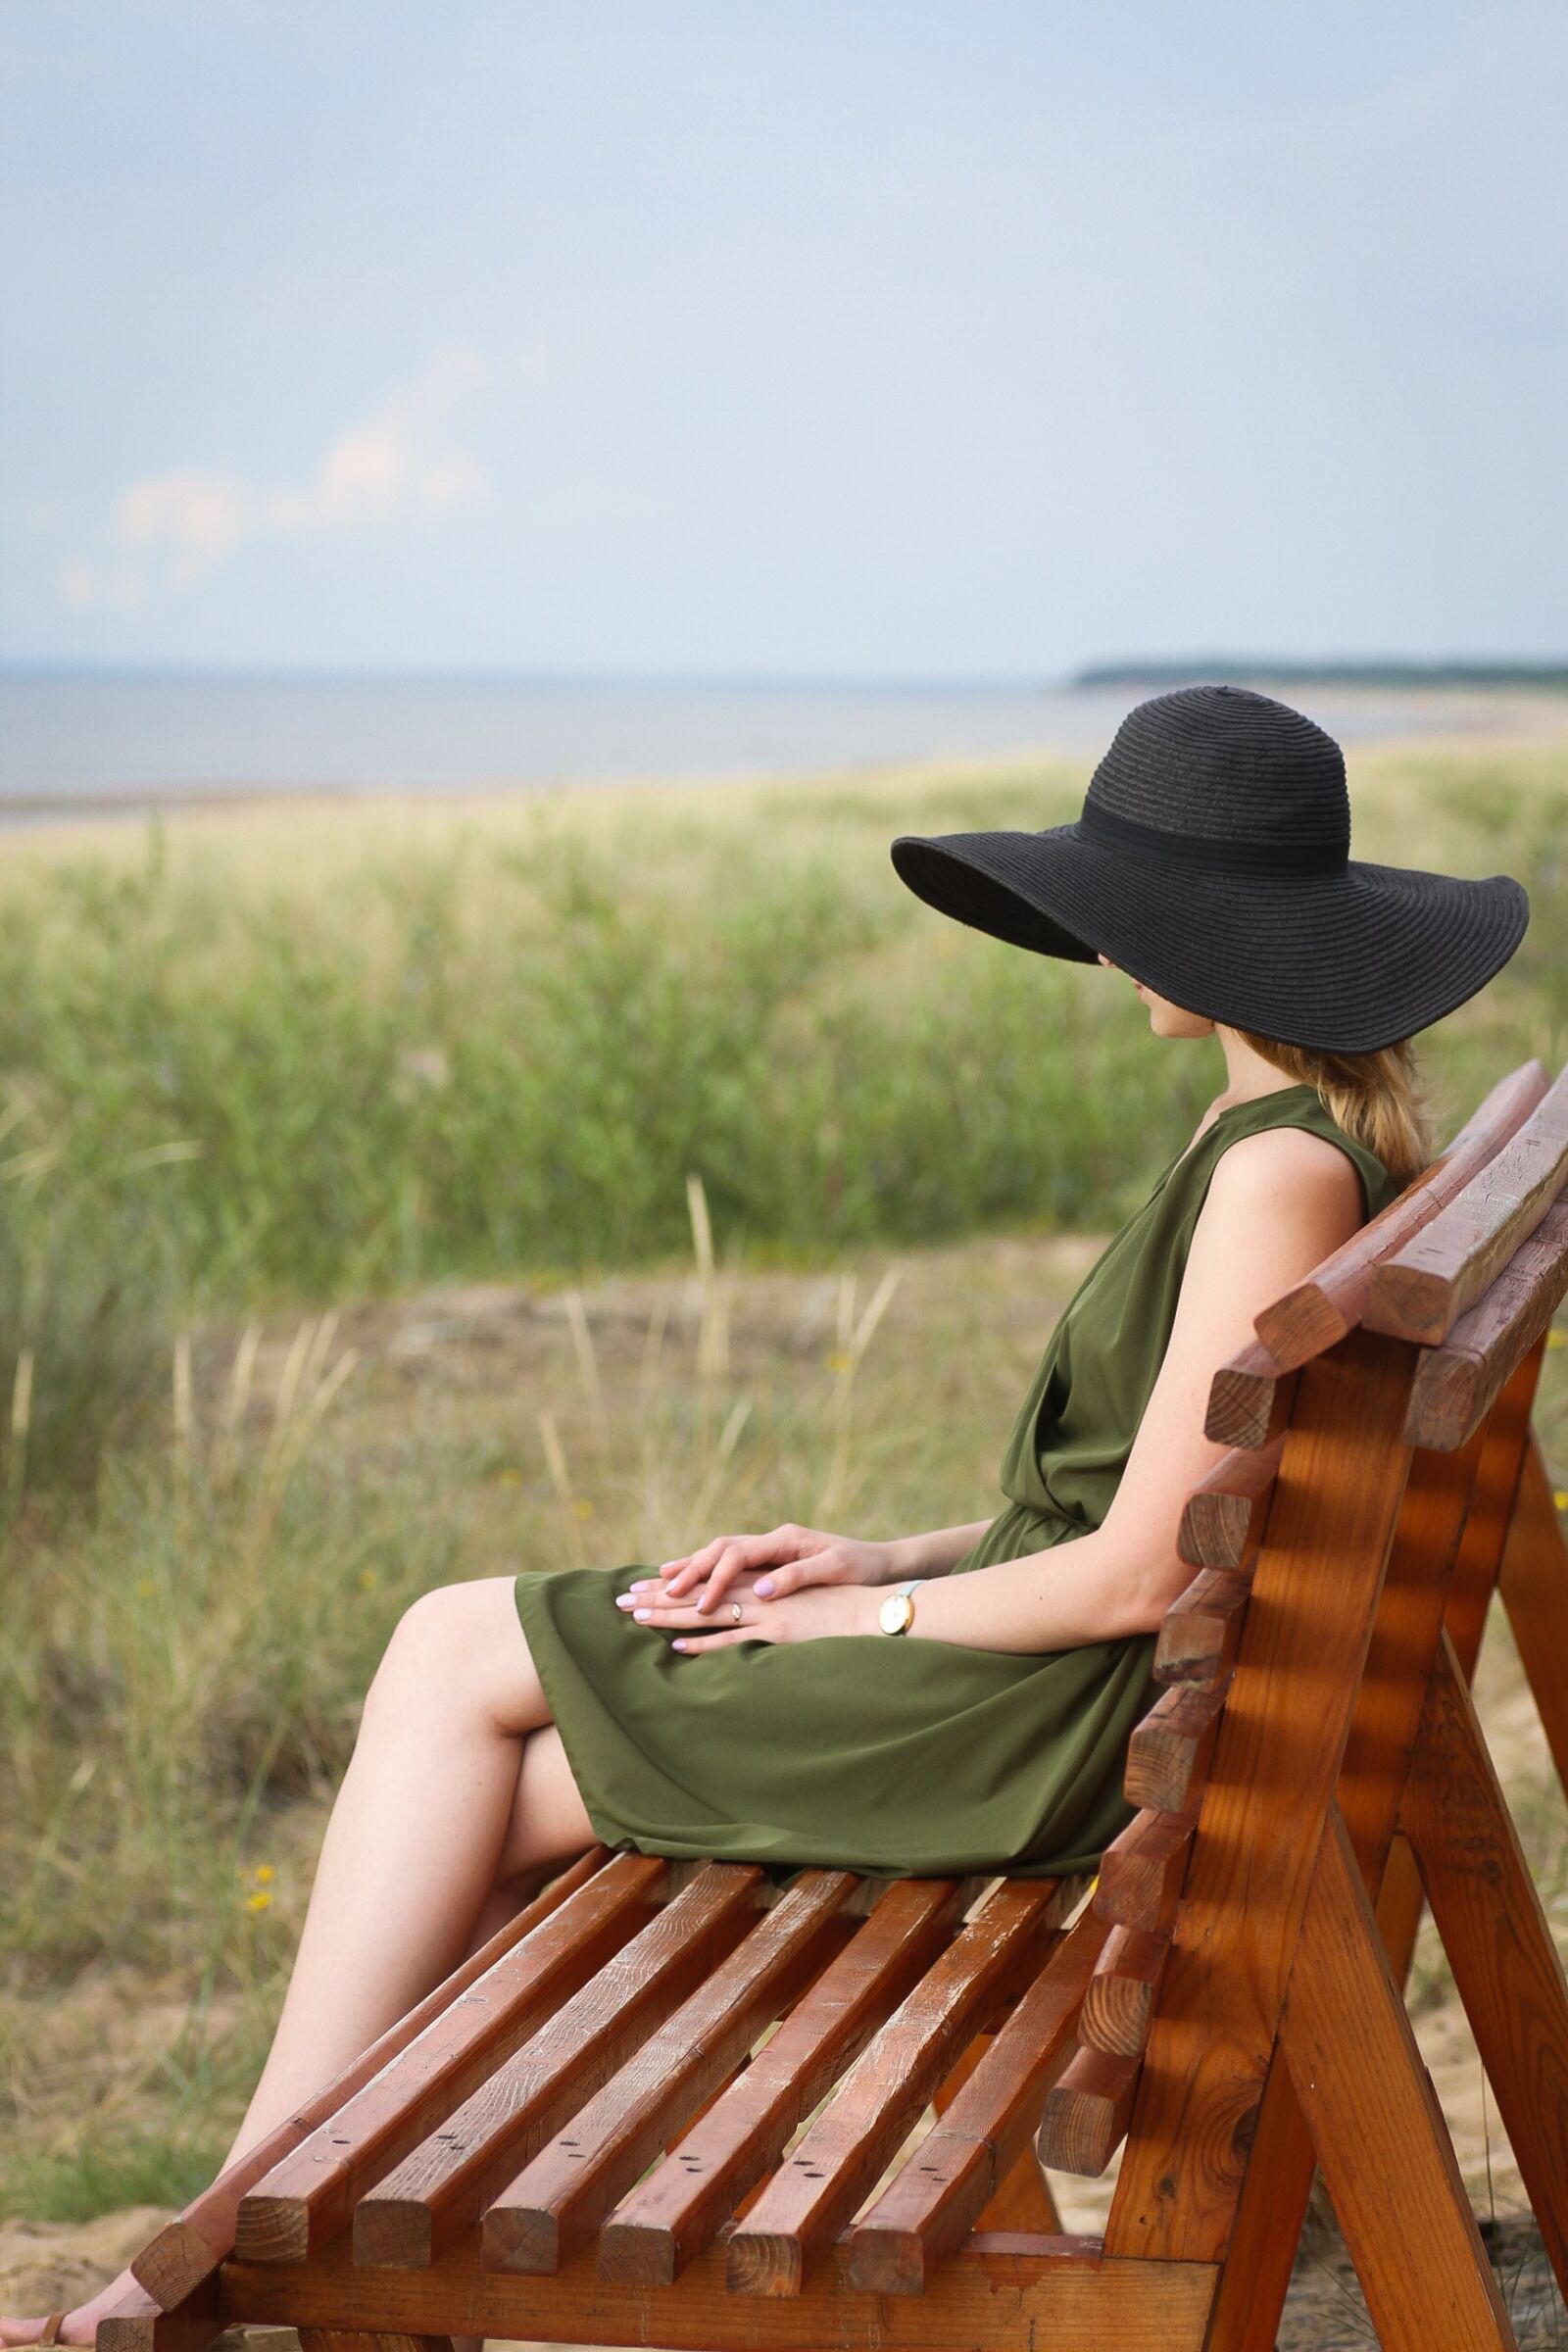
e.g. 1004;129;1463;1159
634;1524;905;1616
614;1573;879;1650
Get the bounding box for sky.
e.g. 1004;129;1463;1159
1;1;1564;681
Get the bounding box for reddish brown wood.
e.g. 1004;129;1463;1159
299;2330;454;2352
1106;1330;1416;2266
928;2030;1064;2235
130;1846;611;2306
1036;2043;1142;2175
597;1875;966;2286
1153;1568;1252;1687
1080;1925;1170;2058
234;1852;663;2265
1398;1631;1568;2300
724;1879;1068;2295
216;2226;1220;2351
1280;1806;1517;2350
1368;1060;1568;1346
478;1869;857;2274
1176;1441;1282;1569
1252;1060;1546;1367
847;1907;1107;2292
1094;1811;1194;1933
1403;1199;1568;1448
1203;1346;1297;1450
1123;1682;1228;1815
1499;1430;1568;1793
353;1863;764;2267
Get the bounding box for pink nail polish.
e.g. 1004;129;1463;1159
633;1608;651;1622
756;1577;774;1596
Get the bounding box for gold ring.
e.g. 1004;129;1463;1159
730;1601;744;1624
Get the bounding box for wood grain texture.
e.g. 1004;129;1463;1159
1203;1344;1296;1451
596;1876;966;2287
1280;1806;1517;2352
1398;1630;1568;2300
1080;1925;1170;2059
1367;1058;1568;1346
479;1869;857;2275
1402;1199;1568;1448
723;1879;1068;2296
1252;1060;1545;1368
353;1864;764;2268
846;1907;1106;2292
1176;1441;1282;1569
1093;1811;1194;1933
129;1845;611;2306
928;2028;1063;2236
217;2226;1219;2352
1123;1681;1228;1815
233;1852;661;2265
1153;1568;1252;1687
1105;1330;1416;2266
1498;1429;1568;1793
1035;2042;1142;2176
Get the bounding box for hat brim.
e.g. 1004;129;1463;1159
889;821;1530;1054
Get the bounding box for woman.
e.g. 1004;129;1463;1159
7;685;1528;2348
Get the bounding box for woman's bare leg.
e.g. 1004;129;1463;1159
0;1575;597;2347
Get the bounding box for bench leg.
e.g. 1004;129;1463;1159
1497;1433;1568;1797
1280;1806;1516;2352
1398;1628;1568;2303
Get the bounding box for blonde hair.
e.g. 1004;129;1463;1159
1232;1029;1436;1192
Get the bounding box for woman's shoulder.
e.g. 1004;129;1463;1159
1187;1086;1392;1227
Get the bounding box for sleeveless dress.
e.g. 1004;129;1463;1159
512;1083;1396;1882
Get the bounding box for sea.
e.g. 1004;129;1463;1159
0;671;1550;826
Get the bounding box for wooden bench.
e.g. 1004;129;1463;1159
98;1056;1568;2352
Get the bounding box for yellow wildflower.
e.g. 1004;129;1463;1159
253;1863;274;1885
245;1889;272;1914
572;1497;595;1520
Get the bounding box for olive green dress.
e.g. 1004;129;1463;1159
513;1084;1396;1881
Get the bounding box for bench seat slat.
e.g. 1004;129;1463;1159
479;1869;858;2275
724;1880;1070;2297
232;1852;665;2266
351;1864;764;2268
846;1906;1107;2293
597;1876;967;2287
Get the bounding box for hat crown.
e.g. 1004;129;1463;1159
1083;684;1350;857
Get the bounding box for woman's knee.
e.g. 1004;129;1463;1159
370;1577;549;1734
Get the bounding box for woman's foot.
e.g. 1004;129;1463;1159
0;2259;147;2346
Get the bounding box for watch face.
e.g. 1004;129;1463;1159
878;1591;913;1635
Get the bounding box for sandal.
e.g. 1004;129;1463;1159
31;2320;71;2348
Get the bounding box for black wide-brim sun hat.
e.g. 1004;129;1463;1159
889;684;1530;1055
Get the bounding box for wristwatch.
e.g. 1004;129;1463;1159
878;1577;924;1636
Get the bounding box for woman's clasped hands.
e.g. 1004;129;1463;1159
613;1523;906;1651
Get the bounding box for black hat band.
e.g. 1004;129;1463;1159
1076;799;1349;877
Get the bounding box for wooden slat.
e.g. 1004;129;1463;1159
353;1863;764;2267
1123;1682;1228;1815
1398;1630;1568;2301
1094;1810;1194;1932
479;1869;857;2274
1403;1199;1568;1448
1279;1806;1518;2350
847;1908;1108;2292
1203;1348;1297;1451
233;1851;662;2265
1253;1060;1546;1366
1080;1924;1170;2058
130;1846;611;2307
1153;1569;1251;1688
724;1879;1069;2295
1368;1059;1568;1346
1036;2042;1142;2175
214;2226;1220;2352
1498;1432;1568;1792
929;2031;1064;2234
1105;1329;1417;2267
300;2329;453;2352
1176;1441;1281;1569
598;1875;966;2286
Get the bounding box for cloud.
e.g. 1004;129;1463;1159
63;347;488;608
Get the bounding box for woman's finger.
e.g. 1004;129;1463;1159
753;1549;840;1600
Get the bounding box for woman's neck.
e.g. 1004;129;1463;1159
1209;1027;1310;1110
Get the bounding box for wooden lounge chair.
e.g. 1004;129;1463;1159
99;1056;1568;2352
